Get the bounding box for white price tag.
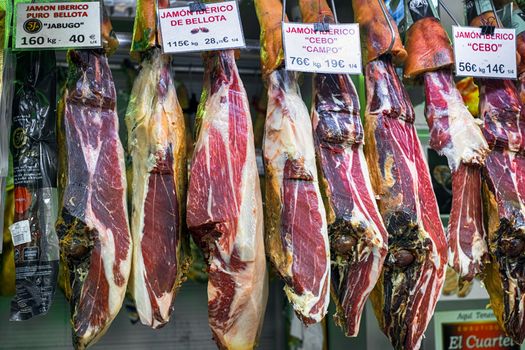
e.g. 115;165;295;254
159;1;245;54
14;2;102;50
453;26;517;79
282;22;362;75
9;220;31;247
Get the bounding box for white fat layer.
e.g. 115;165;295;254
426;74;488;170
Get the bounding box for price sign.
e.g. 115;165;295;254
282;22;362;75
158;1;245;54
14;2;102;50
453;26;517;79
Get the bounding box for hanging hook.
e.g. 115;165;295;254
377;0;395;54
488;0;503;28
155;0;160;47
438;0;460;26
282;0;287;23
329;0;338;24
313;0;339;31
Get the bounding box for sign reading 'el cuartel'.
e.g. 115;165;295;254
434;309;525;350
14;2;102;50
158;1;245;54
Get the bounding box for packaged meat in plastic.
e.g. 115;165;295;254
9;51;59;320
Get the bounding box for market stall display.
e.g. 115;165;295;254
4;0;525;349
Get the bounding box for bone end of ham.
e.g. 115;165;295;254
352;0;407;64
126;49;189;328
187;50;267;349
255;0;285;77
404;17;454;79
57;49;132;350
264;69;330;324
311;72;388;336
364;57;447;350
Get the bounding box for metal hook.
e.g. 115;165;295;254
282;0;287;23
438;0;460;26
329;0;339;24
377;0;395;54
488;0;503;27
155;0;160;47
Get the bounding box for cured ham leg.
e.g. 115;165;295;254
299;0;387;336
264;69;330;324
365;57;447;350
467;5;525;342
126;48;188;328
186;50;267;349
57;49;131;350
353;1;448;348
56;13;131;349
404;11;489;282
126;0;189;329
255;0;330;324
479;78;525;343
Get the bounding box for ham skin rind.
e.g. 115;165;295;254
352;0;407;64
56;49;132;350
364;57;447;350
186;50;267;350
126;48;189;328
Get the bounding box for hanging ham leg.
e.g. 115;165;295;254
365;57;447;350
423;72;488;281
467;6;525;342
57;49;131;350
56;12;130;349
126;0;189;328
186;50;267;349
404;13;489;282
264;69;330;324
299;0;387;336
126;48;189;328
353;1;448;348
255;0;330;324
479;78;525;343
